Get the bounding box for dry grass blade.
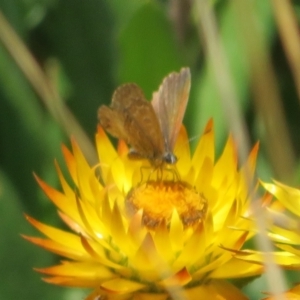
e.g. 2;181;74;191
0;10;97;165
231;0;295;183
193;0;250;163
272;0;300;104
193;0;288;298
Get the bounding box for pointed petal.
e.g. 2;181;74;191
264;180;300;217
24;215;84;252
96;126;118;182
169;209;184;253
62;144;78;185
192;119;214;176
154;223;173;262
110;202;132;255
175;222;206;268
71;139;94;200
211;257;263;278
55;160;75;199
117;139;129;156
101;278;146;293
37;261;115;280
34;174;81;222
174;126;191;175
22;235;87;260
158;267;192;287
213;135;237;187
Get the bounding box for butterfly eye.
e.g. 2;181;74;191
163;152;177;164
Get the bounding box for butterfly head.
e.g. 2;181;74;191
162;152;177;165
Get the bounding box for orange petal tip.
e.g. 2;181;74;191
97;125;106;137
158;267;192;287
204;118;214;134
117;139;128;155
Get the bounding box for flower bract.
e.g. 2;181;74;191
24;120;263;299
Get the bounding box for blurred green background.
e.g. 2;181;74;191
1;0;300;299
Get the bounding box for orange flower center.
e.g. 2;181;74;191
125;180;207;229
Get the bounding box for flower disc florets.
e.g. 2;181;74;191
126;180;207;229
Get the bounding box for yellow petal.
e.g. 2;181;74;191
100;278;146;293
62;144;78;185
174;222;206;268
153;223;173;262
96;126;118;182
132;293;168;300
34;174;81;223
158;267;192;287
213;135;237;188
169;209;184;253
192;119;214;177
55;160;76;200
234;249;300;267
38;261;116;283
110;202;132;255
71;139;94;200
131;233;160;268
211;257;263;278
174;125;191;176
24;215;85;253
22;235;88;260
261;181;300;217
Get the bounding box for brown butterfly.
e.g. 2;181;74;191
98;67;191;167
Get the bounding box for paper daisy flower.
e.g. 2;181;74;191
23;118;263;300
237;180;300;300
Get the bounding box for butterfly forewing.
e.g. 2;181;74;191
99;83;164;161
98;105;129;142
152;67;191;152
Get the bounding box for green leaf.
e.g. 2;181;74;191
118;1;184;99
0;169;64;299
0;45;65;217
37;0;116;135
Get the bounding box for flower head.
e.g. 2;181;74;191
24;120;262;299
239;180;300;299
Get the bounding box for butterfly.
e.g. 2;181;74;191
98;67;191;167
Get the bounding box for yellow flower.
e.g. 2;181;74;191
236;180;300;299
24;120;263;299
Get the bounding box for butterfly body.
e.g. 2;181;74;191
98;67;191;167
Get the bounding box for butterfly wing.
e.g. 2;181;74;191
98;105;129;142
99;83;164;160
152;67;191;152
